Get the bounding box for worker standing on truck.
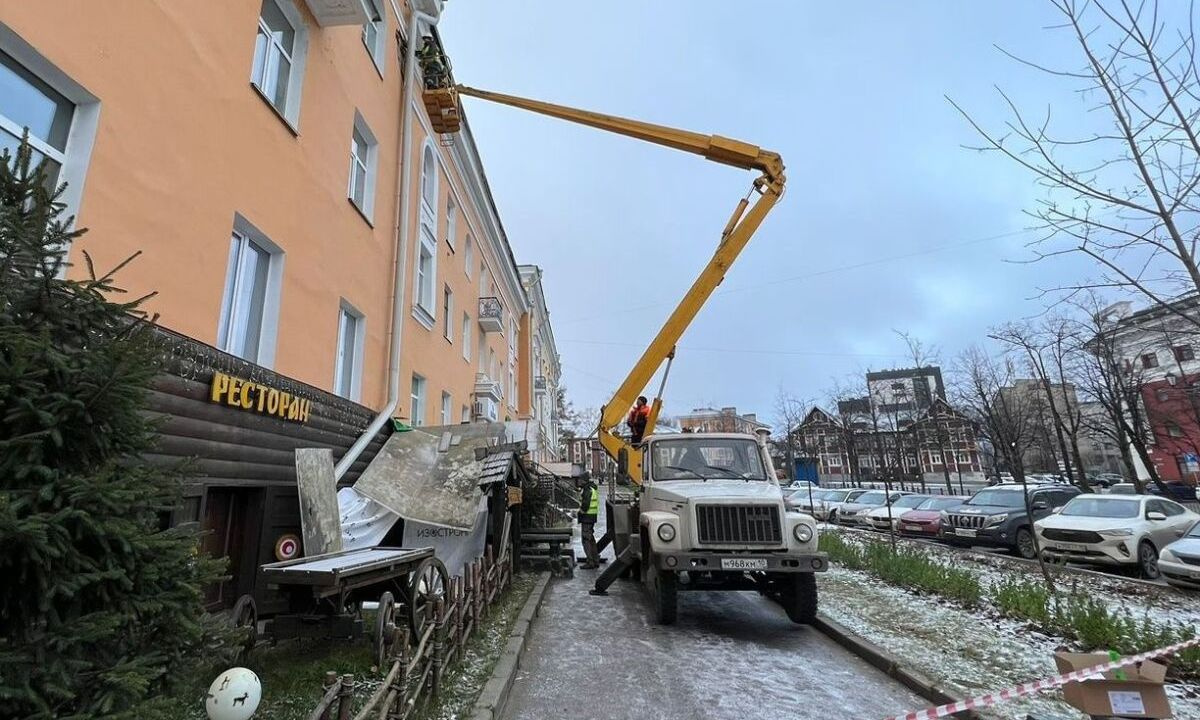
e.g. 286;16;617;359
627;396;651;445
578;476;601;569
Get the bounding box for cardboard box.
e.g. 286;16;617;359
1054;651;1172;718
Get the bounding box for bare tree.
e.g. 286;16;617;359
952;0;1200;322
773;387;810;483
897;331;958;493
954;344;1059;589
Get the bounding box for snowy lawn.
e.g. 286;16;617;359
820;528;1200;720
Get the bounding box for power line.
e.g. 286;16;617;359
555;226;1034;325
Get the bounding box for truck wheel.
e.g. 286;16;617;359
651;565;677;625
1014;528;1037;559
782;573;818;625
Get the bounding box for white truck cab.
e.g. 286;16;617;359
619;432;827;625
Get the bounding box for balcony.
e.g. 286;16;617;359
474;373;503;403
534;375;547;394
478;297;503;333
304;0;374;26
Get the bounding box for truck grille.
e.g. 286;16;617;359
696;504;781;545
1042;528;1103;544
947;513;986;529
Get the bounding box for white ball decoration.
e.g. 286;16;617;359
204;667;262;720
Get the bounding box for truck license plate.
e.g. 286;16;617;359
1055;542;1087;552
721;558;768;571
955;528;977;538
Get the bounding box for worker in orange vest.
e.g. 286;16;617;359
627;396;651;445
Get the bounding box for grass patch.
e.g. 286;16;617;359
160;572;540;720
820;531;983;606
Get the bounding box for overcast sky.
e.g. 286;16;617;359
439;2;1117;424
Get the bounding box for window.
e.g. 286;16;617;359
441;391;451;425
360;0;385;74
414;231;436;324
348;114;378;219
442;285;453;340
1166;422;1184;438
1142;353;1160;369
334;304;364;400
462;312;471;360
1175;345;1195;362
421;145;437;211
0;42;98;219
218;223;282;365
465;235;474;277
0;50;72;187
410;374;426;426
446;198;457;250
251;0;307;125
461;405;471;423
1157;388;1171;402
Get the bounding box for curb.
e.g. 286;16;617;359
814;613;981;719
469;571;553;720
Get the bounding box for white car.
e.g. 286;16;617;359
1159;522;1200;589
813;488;868;522
1034;494;1199;578
862;495;933;532
839;490;913;527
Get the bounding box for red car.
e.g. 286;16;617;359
897;496;969;538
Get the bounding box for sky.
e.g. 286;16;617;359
438;1;1124;425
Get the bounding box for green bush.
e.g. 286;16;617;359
819;532;982;606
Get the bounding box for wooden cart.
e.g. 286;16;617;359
232;547;449;665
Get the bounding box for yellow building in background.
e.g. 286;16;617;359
0;0;560;445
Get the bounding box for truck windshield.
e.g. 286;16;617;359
651;437;768;481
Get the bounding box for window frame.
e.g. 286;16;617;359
441;391;452;425
360;0;386;76
217;215;284;367
412;225;437;327
0;29;100;233
442;284;453;341
347;112;378;221
1142;352;1160;369
333;301;365;401
464;235;474;277
1175;345;1195;362
410;374;426;427
445;197;457;251
250;0;309;129
462;311;471;361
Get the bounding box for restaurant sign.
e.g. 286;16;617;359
209;371;312;423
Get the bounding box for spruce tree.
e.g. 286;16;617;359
0;139;223;718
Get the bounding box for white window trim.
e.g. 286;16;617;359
348;111;378;222
251;0;308;130
0;23;100;239
464;234;474;278
412;224;437;329
360;0;386;77
411;373;426;426
445;198;457;251
441;391;452;425
462;312;471;361
217;213;285;368
420;141;438;220
333;300;366;401
442;284;454;341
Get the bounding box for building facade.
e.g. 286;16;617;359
0;0;556;436
517;265;561;463
678;406;770;435
866;366;945;417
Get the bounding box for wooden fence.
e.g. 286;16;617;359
308;546;513;720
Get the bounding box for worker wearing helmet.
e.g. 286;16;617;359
627;396;651;445
577;476;601;569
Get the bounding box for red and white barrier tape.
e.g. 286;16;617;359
884;635;1200;720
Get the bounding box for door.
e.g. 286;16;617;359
1143;500;1179;547
201;487;263;611
1159;500;1192;544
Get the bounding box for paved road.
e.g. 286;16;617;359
502;523;926;719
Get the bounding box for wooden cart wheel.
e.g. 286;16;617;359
408;557;449;637
229;594;258;656
374;590;396;667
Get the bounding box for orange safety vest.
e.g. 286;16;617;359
628;404;650;426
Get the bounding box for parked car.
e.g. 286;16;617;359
1158;521;1200;589
813;488;868;522
941;484;1081;558
863;495;932;531
1035;494;1199;579
897;496;970;538
1147;481;1200;502
785;488;834;514
1108;483;1137;495
1096;473;1126;487
837;490;911;527
787;480;817;491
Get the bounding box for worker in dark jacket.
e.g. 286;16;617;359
578;476;600;569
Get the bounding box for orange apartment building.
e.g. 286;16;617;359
0;0;562;445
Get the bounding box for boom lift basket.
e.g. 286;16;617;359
423;87;461;134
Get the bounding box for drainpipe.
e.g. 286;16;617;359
335;0;441;479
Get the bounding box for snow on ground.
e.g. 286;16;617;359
821;528;1200;719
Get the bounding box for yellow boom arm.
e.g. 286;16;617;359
453;85;786;483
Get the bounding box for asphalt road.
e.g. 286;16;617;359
501;529;926;720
